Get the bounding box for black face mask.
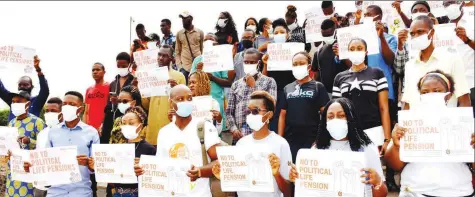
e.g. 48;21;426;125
18;87;32;94
241;40;254;49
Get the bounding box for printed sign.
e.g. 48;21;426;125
0;127;19;156
202;44;234;72
399;107;475;162
136;66;170;97
133;48;159;70
216;145;274;192
267;43;305;71
92;144;137;183
361;1;404;36
432;23;463;48
305;7;327;43
295;149;366;197
10;149;33;183
29;146;81;186
192;96;214;122
138;155;191;197
336;24;379;60
0;45;36;73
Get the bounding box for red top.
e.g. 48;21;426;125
85;82;110;130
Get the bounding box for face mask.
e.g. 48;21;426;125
410;30;432;51
273;34;287;43
11;102;27;117
363;17;375;25
445;4;462;20
288;22;298;31
217;19;228;28
120;124;141;140
292;65;309;80
175;101;193;117
246;25;257;32
246;113;268;131
243;63;258;76
62;105;79;122
44;112;60;127
326;119;349;140
420;92;449;107
267;26;274;35
322;35;335;45
117;68;129;77
348;51;366;65
118;103;131;114
204;40;214;48
411;12;429;20
241;40;254;49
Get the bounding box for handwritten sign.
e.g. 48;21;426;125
133;48;159;70
267;43;305;71
92;144;136;183
399;107;475;162
202;44;234;72
138;155;191;197
192;95;214;122
216;146;274;192
295;149;366;197
10;149;33;183
432;23;463;48
304;7;327;43
0;45;36;73
336;24;379;60
29;146;81;186
0;127;19;156
427;1;447;17
136;66;170;97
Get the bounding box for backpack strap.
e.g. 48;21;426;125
197;119;209;166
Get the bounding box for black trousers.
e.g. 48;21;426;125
90;174;97;197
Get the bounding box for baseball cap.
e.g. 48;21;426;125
179;11;193;18
10;90;31;101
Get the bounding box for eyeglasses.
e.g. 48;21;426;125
247;108;267;115
118;99;132;104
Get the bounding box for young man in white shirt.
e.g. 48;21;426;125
135;84;221;197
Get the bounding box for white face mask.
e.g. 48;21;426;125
44;112;60;127
11;102;28;117
411;12;429;20
246;25;257;32
118;103;131;114
120;124;141;140
217;19;228;28
267;26;274;35
273;34;287;43
246;113;268;131
363;17;375;25
117;68;129;77
291;65;309;80
243;63;258;76
410;30;432;51
62;105;79;122
175;101;193;117
420;92;449;107
326;119;348;140
348;51;366;65
322;35;335;45
288;22;298;31
445;4;462;20
204;40;214;48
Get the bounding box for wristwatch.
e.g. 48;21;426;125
384;139;391;143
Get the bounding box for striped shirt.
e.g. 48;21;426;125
332;67;388;129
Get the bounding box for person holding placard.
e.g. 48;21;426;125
385;71;475;197
279;52;330;162
130;24;150;64
214;11;239;55
109;85;143;144
393;1;444;28
214;90;292;197
289;98;388;197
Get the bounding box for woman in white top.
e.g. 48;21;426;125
385;70;475;197
289;97;388;197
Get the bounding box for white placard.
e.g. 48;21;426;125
192;95;214;122
202;44;234;72
0;45;36;74
138;155;191;197
398;107;475;162
29;146;81;186
362;1;405;36
10;149;33;183
133;48;159;70
336;24;380;60
295;149;366;197
92;144;137;183
460;6;475;39
216;145;274;192
0;126;19;156
427;1;447;17
147;42;158;50
267;43;305;71
432;23;464;48
136;66;170;97
304;7;327;43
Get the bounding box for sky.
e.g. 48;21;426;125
0;1;415;109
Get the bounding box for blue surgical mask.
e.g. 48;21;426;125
174;101;193;117
273;34;287;43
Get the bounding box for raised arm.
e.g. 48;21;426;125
34;56;50;112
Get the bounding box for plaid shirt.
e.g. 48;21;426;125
394;44;409;95
226;73;277;141
161;33;176;48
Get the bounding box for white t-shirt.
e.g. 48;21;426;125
236;132;292;197
457;18;475;89
155;118;221;197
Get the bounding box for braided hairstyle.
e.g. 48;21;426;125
189;71;211;96
120;85;142;108
124;106;148;138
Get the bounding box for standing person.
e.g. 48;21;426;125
215;11;239;55
160;19;176;49
213;91;293;197
109;85;143;144
0;56;49;121
5;90;44;197
256;18;273;52
393;0;449;28
130;24;150;63
278;52;330;162
101;52;135;144
285;5;305;44
143;45;185;146
233;29;257;81
332;38;392;156
176;11;204;83
289;98;388;197
385;71;474;197
236;17;259;53
226;48;277;144
83;62;109;132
